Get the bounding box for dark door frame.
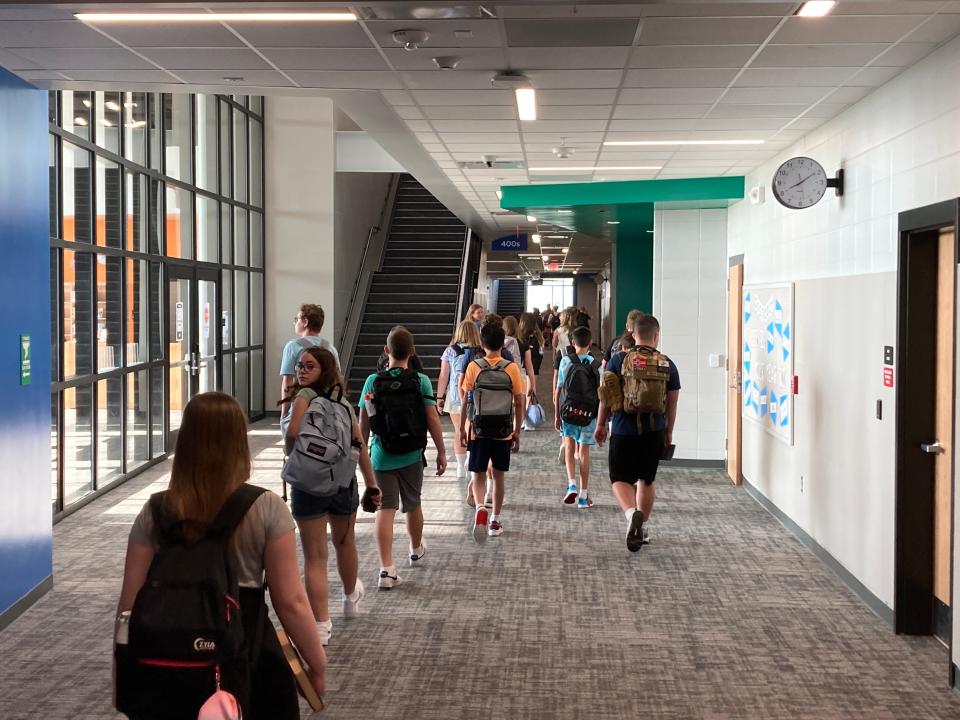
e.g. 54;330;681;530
895;199;958;679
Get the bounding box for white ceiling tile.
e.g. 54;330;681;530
828;86;873;103
400;70;494;90
0;7;76;20
630;45;755;68
63;69;181;83
394;106;425;119
446;143;523;152
13;47;156;70
904;13;960;42
0;48;40;71
422;105;516;119
412;89;514;105
381;47;507;71
522;131;606;141
638;4;794;17
608;119;698;131
431;119;518;132
624;68;738;88
173;69;295;86
538;105;612;120
737;66;903;88
720;86;831;104
135;48;271;71
364;19;502;48
707;103;847;118
537;88;618;104
527;69;623;89
619;87;723;104
230;23;371;48
440;133;521;143
638;17;781;46
755;44;895;68
414;132;441;144
423;143;447;152
287;71;403;89
613;104;712;119
521;119;608;132
507;46;630;69
597;151;675;160
101;23;247;48
505;18;640;47
834;2;954;14
692;118;790;131
259;48;388;71
381;90;414;105
0;20;130;48
772;15;924;44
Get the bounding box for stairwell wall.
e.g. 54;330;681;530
264;97;335;406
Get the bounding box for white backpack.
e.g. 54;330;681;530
282;390;359;496
468;358;515;438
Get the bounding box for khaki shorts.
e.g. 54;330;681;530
375;461;424;513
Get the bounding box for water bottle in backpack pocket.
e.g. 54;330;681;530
282;389;360;496
468;358;516;438
368;368;430;454
559;356;601;427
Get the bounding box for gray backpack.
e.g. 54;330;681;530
282;389;359;496
468;358;515;438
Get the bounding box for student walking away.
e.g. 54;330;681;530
576;306;591;329
115;392;324;720
465;303;486;328
279;304;340;406
437;320;482;480
603;309;644;369
504;315;537;431
551;308;581;461
459;323;525;543
279;347;381;647
359;326;447;590
595;315;680;553
518;312;545;429
555;326;601;509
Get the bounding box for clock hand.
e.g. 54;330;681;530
788;173;815;190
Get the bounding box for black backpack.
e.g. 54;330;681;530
116;484;267;720
370;368;430;454
560;355;601;427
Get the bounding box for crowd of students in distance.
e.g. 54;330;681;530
113;301;680;719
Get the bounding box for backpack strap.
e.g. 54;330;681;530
208;484;269;539
474;357;491;370
295;337;313;350
148;491;182;546
494;359;510;370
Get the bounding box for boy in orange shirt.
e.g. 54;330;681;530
459;324;525;542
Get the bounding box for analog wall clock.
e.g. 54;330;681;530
771;156;844;209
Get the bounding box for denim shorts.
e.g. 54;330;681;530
561;419;598;446
289;478;359;520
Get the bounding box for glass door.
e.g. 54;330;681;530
166;265;220;449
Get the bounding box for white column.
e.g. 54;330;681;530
264;97;335;402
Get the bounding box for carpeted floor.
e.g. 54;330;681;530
1;364;959;719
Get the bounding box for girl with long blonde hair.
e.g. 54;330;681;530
438;319;482;479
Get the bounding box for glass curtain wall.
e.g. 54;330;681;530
49;91;265;517
526;278;575;313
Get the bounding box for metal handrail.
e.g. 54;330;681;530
340;173;400;377
455;227;474;326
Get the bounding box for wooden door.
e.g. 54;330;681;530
726;263;744;485
934;228;955;611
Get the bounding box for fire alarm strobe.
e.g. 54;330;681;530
771;156;844;209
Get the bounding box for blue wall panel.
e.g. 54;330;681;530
0;67;52;619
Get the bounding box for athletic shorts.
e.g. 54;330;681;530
375;462;424;513
561;419;598;446
608;431;665;486
468;437;512;473
290;478;359;520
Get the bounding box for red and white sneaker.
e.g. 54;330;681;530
488;520;503;537
472;506;489;544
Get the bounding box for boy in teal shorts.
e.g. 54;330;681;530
555;325;601;509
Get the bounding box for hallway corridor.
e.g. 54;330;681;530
2;362;958;719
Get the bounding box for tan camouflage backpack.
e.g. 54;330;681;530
620;347;672;415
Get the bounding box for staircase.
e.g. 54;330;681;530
495;279;527;317
346;175;467;398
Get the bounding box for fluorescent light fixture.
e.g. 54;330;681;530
604;139;764;146
558;210;573;214
797;1;836;17
74;116;88;126
546;235;567;239
528;165;661;171
532;234;541;243
516;87;537;122
526;215;537;222
75;11;357;22
607;221;620;225
562;248;569;254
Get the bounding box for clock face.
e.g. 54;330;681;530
772;156;828;209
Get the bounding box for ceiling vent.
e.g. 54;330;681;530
490;72;531;90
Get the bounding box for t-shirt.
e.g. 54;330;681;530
279;336;340;375
557;352;599;389
455;345;514;380
359;367;436;471
460;354;525;441
605;348;681;435
129;488;295;588
441;343;469;399
520;335;542;374
504;336;521;369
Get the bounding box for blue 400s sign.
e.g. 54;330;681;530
491;233;528;252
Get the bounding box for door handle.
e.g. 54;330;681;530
921;441;945;454
189;351;201;375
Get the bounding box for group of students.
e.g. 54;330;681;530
112;300;680;719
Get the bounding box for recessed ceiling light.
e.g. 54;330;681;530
528;165;661;171
607;221;620;225
532;234;541;243
75;11;357;22
797;1;836;17
604;139;764;146
515;87;537;122
526;215;537;222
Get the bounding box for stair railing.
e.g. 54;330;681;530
340;173;400;378
455;227;475;326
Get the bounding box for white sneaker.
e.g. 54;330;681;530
409;543;426;567
342;578;365;617
316;619;333;646
378;567;401;590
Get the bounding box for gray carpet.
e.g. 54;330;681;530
1;365;959;719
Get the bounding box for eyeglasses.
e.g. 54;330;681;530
295;362;318;371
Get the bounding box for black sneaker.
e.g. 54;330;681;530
626;511;645;553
